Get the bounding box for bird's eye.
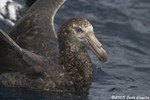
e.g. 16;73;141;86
76;27;83;33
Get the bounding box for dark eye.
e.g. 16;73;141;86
76;27;83;33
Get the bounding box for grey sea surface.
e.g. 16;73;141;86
0;0;150;100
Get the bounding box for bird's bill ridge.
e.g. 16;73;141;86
85;34;108;62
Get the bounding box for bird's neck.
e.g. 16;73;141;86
58;32;93;90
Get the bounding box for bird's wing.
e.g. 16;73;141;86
0;30;48;74
0;30;26;73
10;0;66;58
0;30;22;54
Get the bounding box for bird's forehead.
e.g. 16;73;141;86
72;20;93;30
72;19;90;27
66;17;94;32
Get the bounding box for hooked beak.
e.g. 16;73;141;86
85;33;108;62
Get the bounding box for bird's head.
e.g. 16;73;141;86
59;17;108;62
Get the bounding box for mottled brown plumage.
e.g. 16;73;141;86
0;0;108;92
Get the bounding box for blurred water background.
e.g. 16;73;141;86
0;0;150;100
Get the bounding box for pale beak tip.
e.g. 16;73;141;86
99;56;108;63
99;47;108;63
